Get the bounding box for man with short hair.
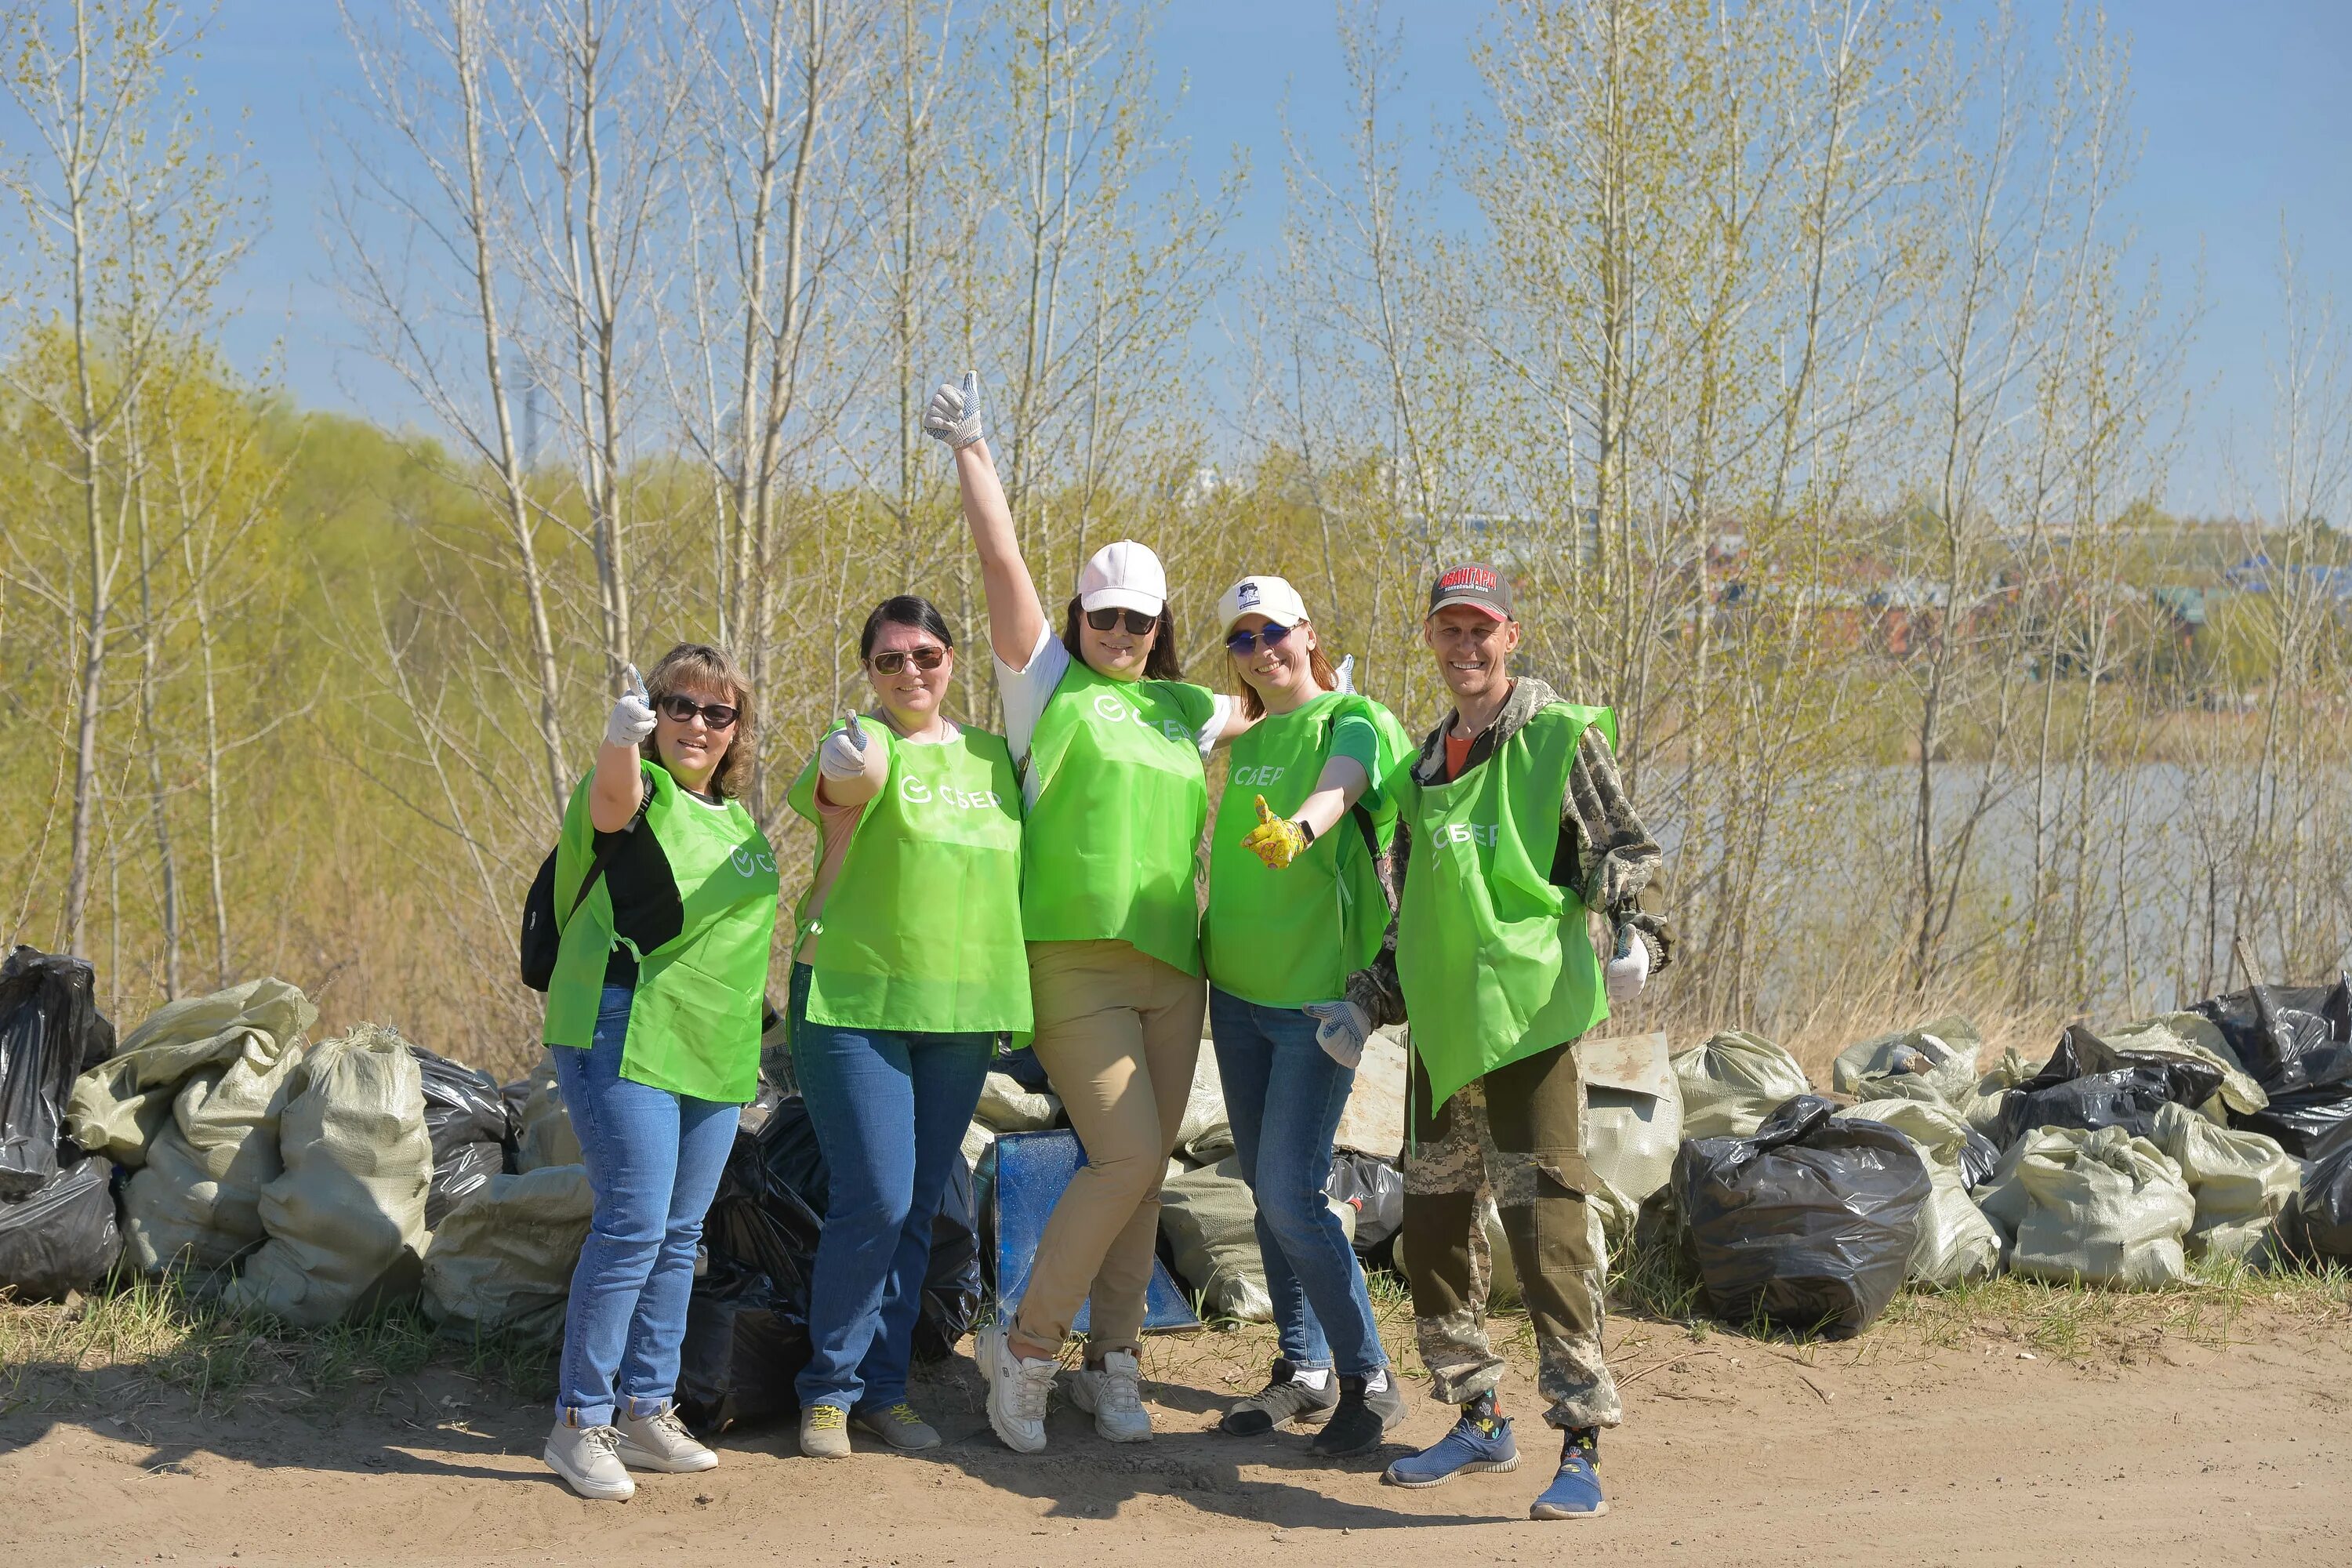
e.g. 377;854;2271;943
1315;562;1670;1520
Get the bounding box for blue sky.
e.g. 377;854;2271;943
169;2;2352;516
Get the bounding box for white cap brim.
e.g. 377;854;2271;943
1080;586;1164;615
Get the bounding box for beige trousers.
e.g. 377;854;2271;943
1011;938;1205;1354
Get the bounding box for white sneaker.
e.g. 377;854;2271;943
544;1420;636;1501
979;1322;1057;1454
1067;1349;1152;1443
613;1406;719;1473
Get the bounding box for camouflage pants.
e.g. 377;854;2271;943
1401;1038;1621;1431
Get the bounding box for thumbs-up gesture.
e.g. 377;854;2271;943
921;370;985;450
819;712;871;780
1240;793;1310;870
605;663;657;749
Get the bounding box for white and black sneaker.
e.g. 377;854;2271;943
1219;1358;1340;1436
1311;1370;1407;1457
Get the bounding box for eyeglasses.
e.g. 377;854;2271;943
1224;622;1300;655
868;646;948;675
658;694;739;729
1085;607;1159;635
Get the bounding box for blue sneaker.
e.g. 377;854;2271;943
1530;1428;1608;1519
1382;1393;1519;1487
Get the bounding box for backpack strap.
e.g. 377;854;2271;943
567;782;652;923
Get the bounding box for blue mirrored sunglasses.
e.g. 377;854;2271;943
1225;622;1299;655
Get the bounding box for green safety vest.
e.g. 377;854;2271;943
1397;700;1614;1112
1021;660;1215;976
544;761;780;1105
1203;691;1413;1008
786;723;1031;1035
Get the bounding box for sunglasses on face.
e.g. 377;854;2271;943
1084;607;1159;636
868;646;948;675
659;695;739;729
1224;622;1300;655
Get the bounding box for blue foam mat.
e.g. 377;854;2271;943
990;1128;1201;1333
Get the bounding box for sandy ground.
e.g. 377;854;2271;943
5;1305;2348;1568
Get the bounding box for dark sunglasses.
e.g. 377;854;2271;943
658;694;739;729
1224;622;1300;655
868;646;949;675
1085;607;1159;635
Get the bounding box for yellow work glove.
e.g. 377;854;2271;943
1240;794;1312;870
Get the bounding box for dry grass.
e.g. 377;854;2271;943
0;1275;555;1419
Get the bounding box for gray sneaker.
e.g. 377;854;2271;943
851;1401;943;1452
544;1420;635;1501
1220;1358;1340;1436
613;1406;718;1473
800;1402;853;1459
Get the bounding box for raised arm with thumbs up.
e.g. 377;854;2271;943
591;662;658;831
819;712;870;780
814;710;887;808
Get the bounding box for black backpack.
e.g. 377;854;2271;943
517;799;646;992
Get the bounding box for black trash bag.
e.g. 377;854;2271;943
1957;1128;2002;1192
425;1140;506;1230
993;1044;1052;1094
2235;1083;2352;1165
2277;1142;2352;1263
1996;1026;2227;1147
1327;1150;1405;1251
410;1045;514;1162
0;948;115;1199
703;1106;825;1310
676;1257;811;1436
1671;1094;1931;1340
706;1094;985;1366
2194;976;2352;1094
913;1156;983;1363
0;1152;121;1300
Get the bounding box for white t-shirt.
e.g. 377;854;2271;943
995;623;1231;808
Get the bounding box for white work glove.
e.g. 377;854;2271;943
604;664;656;749
1302;999;1371;1070
818;712;869;781
1605;921;1650;1005
921;370;985;449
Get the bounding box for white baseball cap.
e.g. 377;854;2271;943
1217;574;1309;632
1077;539;1167;616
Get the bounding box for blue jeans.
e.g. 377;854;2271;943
554;984;742;1427
1209;987;1387;1376
788;963;992;1411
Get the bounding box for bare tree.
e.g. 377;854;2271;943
0;0;250;956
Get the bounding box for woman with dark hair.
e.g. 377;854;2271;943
542;643;778;1501
922;373;1252;1453
783;595;1027;1458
